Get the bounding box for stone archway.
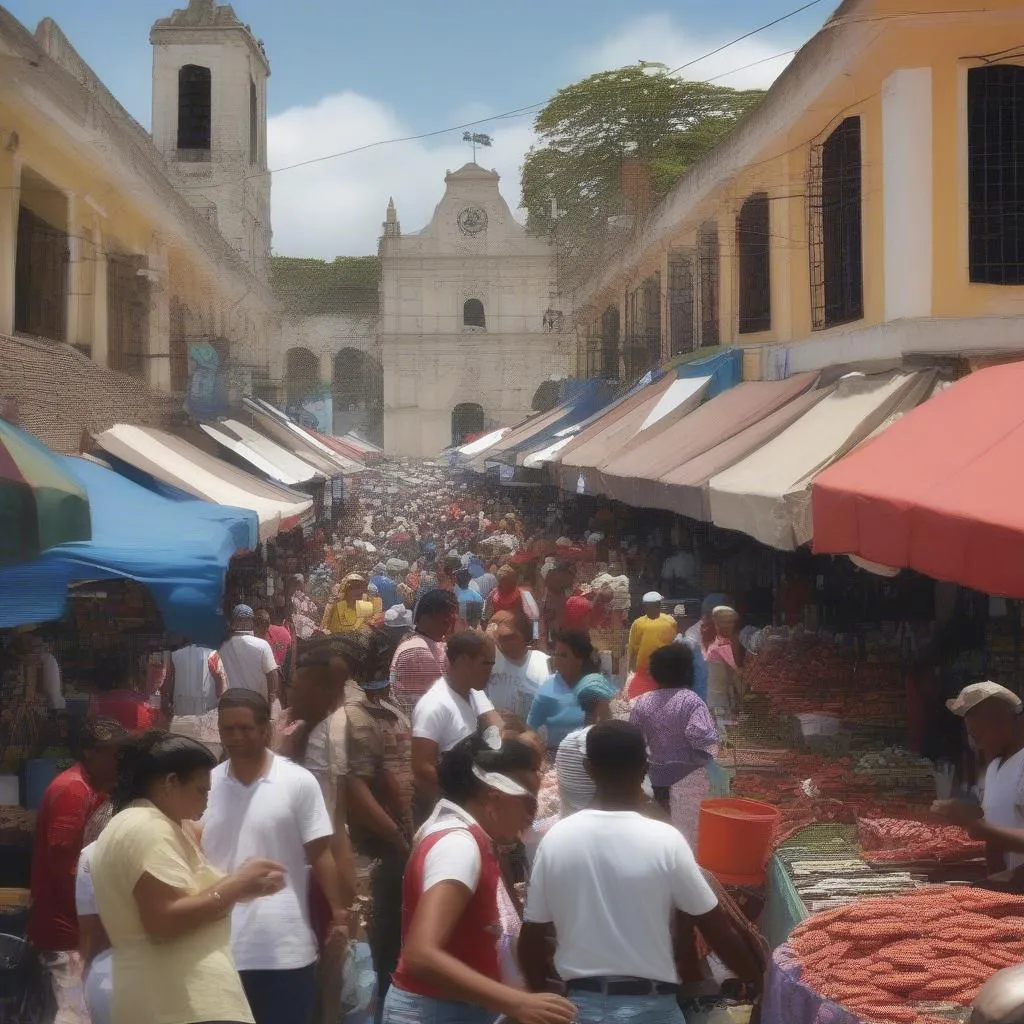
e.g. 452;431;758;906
451;402;485;446
284;347;319;406
333;347;383;444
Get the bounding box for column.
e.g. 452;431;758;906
90;216;108;366
882;68;933;321
0;154;21;336
319;348;332;385
64;191;86;347
146;238;171;391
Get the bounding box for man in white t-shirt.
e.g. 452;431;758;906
411;631;503;807
519;721;764;1024
218;605;280;702
488;615;550;722
936;682;1024;881
202;689;349;1024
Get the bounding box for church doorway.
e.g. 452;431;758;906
333;348;383;445
451;403;485;446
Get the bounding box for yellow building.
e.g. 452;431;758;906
0;3;275;400
574;0;1024;382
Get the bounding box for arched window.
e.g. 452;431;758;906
737;192;771;334
249;78;259;167
968;66;1024;285
178;65;212;152
463;298;486;329
452;403;485;445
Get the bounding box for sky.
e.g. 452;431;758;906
7;0;835;258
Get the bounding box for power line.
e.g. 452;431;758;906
263;0;826;180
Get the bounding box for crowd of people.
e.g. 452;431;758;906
24;472;769;1024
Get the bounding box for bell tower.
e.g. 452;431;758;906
150;0;271;283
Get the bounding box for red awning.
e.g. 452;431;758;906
812;362;1024;596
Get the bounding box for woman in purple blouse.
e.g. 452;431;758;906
629;643;720;849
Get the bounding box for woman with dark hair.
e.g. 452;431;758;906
90;732;286;1024
630;644;719;849
383;736;574;1024
526;629;596;751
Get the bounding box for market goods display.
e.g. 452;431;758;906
857;818;985;865
744;633;905;727
789;886;1024;1024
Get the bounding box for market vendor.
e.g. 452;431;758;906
935;682;1024;885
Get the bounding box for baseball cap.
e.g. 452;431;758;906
947;681;1023;717
642;591;664;604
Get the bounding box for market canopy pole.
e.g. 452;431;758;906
812;361;1024;598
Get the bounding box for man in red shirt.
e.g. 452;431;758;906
28;716;126;1021
390;590;458;716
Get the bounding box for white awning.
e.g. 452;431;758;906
93;424;314;543
639;377;713;432
204;419;326;487
458;427;510;457
708;372;926;550
523;435;578;469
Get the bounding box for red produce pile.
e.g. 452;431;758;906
745;641;905;725
727;753;932;848
790;886;1024;1024
857;817;985;865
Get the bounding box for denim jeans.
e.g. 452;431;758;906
240;963;317;1024
568;990;685;1024
381;986;497;1024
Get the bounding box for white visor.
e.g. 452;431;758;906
472;765;531;797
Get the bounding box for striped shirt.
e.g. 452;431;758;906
390;633;449;716
555;727;595;817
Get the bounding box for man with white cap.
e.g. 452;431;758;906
936;682;1024;884
219;605;281;703
625;593;677;700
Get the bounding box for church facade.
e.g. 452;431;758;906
377;163;574;456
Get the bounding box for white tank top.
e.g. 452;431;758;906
983;747;1024;872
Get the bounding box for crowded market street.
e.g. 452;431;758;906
8;0;1024;1023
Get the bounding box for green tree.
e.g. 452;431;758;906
521;63;764;284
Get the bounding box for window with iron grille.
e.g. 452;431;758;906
667;248;695;356
600;306;620;377
810;117;863;328
737;192;771;333
968;65;1024;285
642;273;661;365
249;78;259;167
14;205;68;343
177;65;212;152
698;222;719;347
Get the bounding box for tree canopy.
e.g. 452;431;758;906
521;63;765;285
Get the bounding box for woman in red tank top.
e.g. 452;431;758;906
384;737;574;1024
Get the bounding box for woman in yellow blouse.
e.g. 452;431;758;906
321;574;375;634
90;732;285;1024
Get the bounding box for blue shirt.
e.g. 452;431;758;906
527;673;586;750
676;634;709;704
453;585;484;623
371;574;398;611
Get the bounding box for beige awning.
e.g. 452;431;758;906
93;424;313;543
708;372;929;550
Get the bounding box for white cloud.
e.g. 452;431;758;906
571;12;796;90
267;15;796;258
267;93;535;258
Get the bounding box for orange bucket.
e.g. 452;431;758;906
696;797;781;886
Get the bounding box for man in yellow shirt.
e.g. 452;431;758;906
626;592;677;699
322;574;375;634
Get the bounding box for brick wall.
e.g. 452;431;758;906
0;333;176;452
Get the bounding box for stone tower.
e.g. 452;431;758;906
150;0;271;283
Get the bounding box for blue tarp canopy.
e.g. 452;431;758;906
0;457;257;646
675;349;743;400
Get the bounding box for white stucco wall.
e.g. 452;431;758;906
379;163;573;456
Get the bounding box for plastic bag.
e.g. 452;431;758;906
338;941;377;1024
